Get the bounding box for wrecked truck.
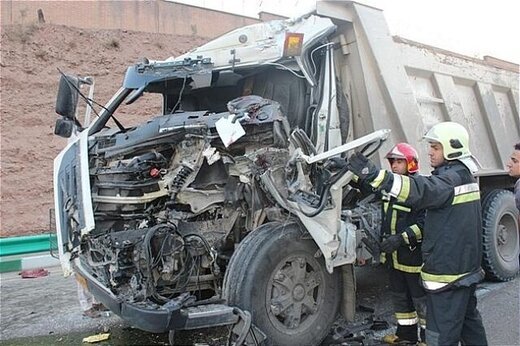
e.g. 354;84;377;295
53;1;519;345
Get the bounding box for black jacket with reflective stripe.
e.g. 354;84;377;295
381;192;425;271
383;161;483;283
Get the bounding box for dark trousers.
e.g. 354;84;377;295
389;268;426;342
425;285;488;346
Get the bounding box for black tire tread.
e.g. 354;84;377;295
481;189;519;282
222;222;338;346
223;222;283;302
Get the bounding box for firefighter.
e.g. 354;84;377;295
347;122;488;346
379;143;426;345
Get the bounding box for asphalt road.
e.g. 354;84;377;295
1;265;518;345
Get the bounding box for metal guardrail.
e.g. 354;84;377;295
0;209;58;257
0;234;56;257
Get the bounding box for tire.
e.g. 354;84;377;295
481;189;520;281
223;222;340;346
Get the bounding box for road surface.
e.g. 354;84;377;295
1;265;518;345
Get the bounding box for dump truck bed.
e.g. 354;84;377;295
317;1;519;177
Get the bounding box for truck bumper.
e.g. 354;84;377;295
78;267;238;333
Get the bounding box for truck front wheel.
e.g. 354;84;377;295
481;189;519;281
223;222;340;346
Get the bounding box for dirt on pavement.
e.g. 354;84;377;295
0;22;208;236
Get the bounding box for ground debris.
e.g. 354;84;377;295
82;333;110;343
19;268;49;278
323;317;390;346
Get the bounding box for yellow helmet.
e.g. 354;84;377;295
423;122;479;172
423;122;471;160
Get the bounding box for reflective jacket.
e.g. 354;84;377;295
374;160;483;291
380;189;425;273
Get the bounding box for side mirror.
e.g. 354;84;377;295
54;117;74;138
55;74;80;119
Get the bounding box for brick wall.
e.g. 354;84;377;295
1;0;261;38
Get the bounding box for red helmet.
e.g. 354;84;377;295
385;143;419;173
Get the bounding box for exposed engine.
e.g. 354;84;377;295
82;96;292;303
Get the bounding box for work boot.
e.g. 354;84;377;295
382;334;400;344
381;334;417;345
397;324;419;343
382;324;419;344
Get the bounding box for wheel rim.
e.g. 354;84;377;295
266;253;325;333
496;212;519;262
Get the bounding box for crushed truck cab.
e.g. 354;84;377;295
53;1;519;345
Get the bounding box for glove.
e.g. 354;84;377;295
381;234;404;253
326;156;347;170
346;152;379;183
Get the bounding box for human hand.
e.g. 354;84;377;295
380;234;404;253
346;152;379;183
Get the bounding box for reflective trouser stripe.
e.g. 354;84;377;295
397;318;418;325
395;312;418;325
